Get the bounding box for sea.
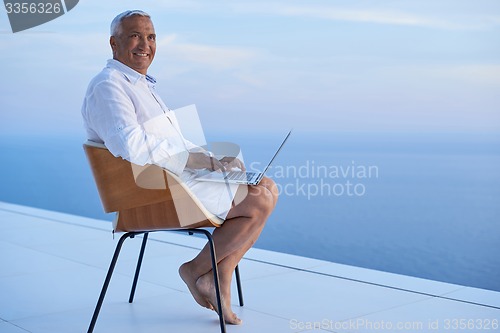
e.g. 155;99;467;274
1;131;499;292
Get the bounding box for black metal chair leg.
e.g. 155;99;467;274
87;232;137;333
205;231;226;333
184;228;226;333
129;232;149;303
235;265;244;306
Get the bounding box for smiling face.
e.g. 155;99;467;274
110;15;156;75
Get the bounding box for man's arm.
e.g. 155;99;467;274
83;79;189;176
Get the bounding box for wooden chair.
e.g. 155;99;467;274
83;141;243;333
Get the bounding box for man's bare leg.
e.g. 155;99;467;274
195;219;268;324
205;178;279;320
178;213;259;313
180;177;278;324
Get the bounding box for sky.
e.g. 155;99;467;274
0;0;499;137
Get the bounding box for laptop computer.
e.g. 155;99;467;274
196;130;292;185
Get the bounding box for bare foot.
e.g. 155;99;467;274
196;272;242;325
179;263;213;310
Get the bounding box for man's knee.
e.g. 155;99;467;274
258;177;279;207
229;178;278;221
250;180;277;217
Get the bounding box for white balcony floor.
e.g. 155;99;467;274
0;201;499;333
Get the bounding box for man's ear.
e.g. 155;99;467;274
110;36;117;53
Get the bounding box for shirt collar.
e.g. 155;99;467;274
106;59;157;86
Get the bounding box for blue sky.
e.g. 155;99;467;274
0;0;499;136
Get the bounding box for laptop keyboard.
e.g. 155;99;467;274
225;171;256;182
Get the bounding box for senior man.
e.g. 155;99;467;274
81;10;278;325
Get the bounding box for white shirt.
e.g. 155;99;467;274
81;59;195;176
82;59;241;221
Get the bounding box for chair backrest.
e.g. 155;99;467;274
83;142;222;231
83;142;171;213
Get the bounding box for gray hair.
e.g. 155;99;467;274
110;10;151;36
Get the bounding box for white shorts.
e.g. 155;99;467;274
181;170;244;220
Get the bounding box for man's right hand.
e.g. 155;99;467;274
186;152;225;172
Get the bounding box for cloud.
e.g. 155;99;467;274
0;31;109;73
436;64;500;85
377;63;500;87
231;2;500;30
157;34;260;71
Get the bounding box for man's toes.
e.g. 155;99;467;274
226;312;243;325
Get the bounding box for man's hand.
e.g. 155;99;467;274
186;152;223;171
186;152;245;172
219;156;246;172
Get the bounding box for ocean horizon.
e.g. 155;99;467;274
1;131;499;292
